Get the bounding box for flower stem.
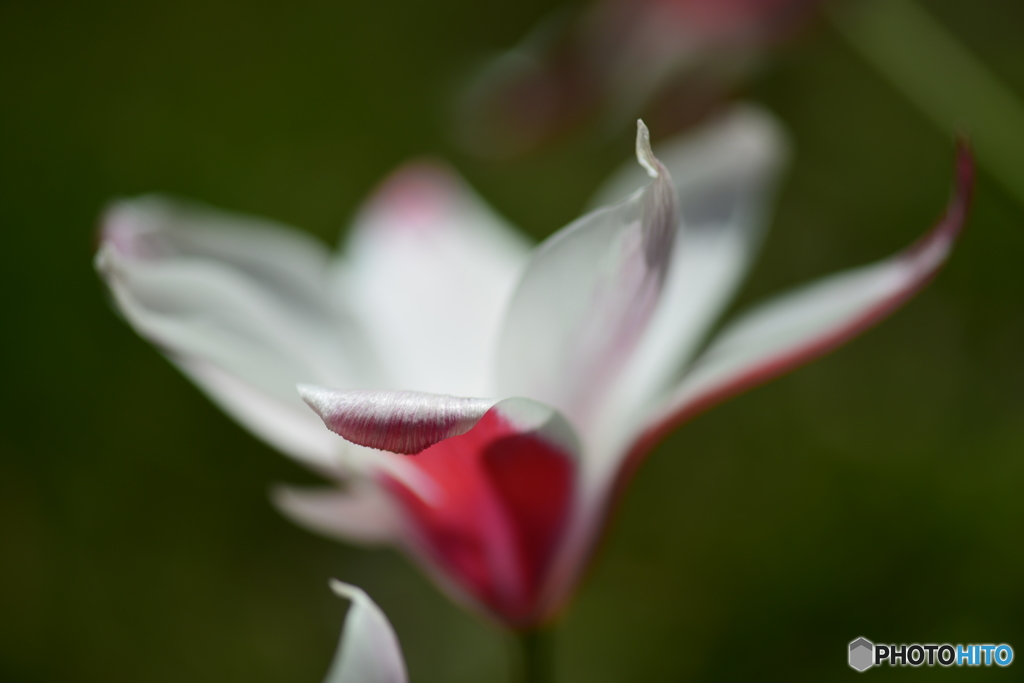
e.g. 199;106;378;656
829;0;1024;208
518;628;554;683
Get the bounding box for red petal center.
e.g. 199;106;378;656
382;410;575;627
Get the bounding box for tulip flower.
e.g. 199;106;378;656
323;581;407;683
455;0;824;157
96;105;973;629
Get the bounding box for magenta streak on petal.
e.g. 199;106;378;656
544;143;974;620
380;409;575;629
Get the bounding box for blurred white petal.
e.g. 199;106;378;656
96;196;380;462
273;483;403;545
341;162;530;397
324;581;408;683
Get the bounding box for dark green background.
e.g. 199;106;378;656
2;0;1023;681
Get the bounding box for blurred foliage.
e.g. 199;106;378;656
1;0;1023;681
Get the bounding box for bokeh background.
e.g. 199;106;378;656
2;0;1024;681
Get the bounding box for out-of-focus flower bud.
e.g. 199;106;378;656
453;0;823;157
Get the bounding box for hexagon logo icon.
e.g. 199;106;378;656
849;638;874;672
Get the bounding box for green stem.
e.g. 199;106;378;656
518;628;554;683
829;0;1024;208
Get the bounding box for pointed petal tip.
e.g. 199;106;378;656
635;119;659;178
297;383;338;423
329;578;358;600
323;579;409;683
297;382;327;405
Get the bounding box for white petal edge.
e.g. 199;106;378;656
324;581;408;683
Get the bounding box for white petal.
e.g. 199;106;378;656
299;385;499;454
273;482;403;545
95;196;380;463
340;162;531;397
588;105;788;455
643;144;974;449
495;121;680;433
324;581;408;683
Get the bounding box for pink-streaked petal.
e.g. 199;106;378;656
273;483;403;545
495;121;680;434
95;196;381;464
588;142;975;511
586;105;788;456
639;144;973;449
538;143;974;622
325;581;408;683
299;385;499;455
340;162;530;397
380;398;579;628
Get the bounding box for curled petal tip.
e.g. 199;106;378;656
635;119;659;178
